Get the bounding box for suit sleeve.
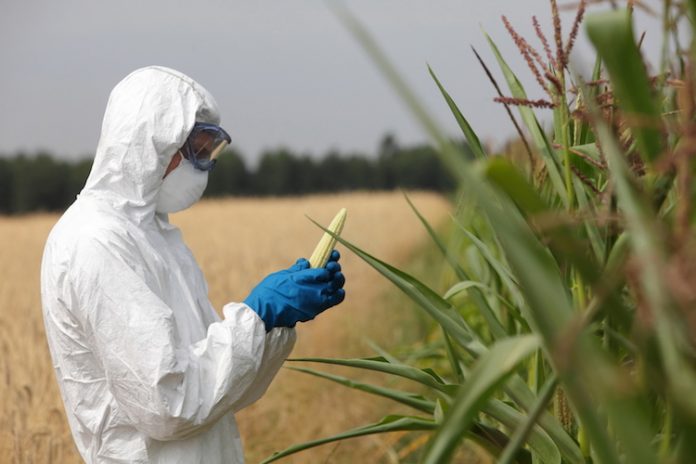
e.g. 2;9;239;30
72;238;295;441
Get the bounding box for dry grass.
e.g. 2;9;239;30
0;191;451;463
0;214;77;463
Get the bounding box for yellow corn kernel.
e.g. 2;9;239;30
309;208;347;268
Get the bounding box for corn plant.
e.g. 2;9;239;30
263;1;696;462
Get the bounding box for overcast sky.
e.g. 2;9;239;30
1;1;664;165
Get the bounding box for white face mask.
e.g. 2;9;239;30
155;154;209;214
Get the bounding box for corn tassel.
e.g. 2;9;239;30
309;208;347;268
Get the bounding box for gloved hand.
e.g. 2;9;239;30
243;250;346;332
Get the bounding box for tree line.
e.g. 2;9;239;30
0;135;463;214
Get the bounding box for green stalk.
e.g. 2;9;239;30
659;403;673;461
528;350;538;394
557;74;575;209
578;423;591;460
660;0;671;76
571;270;587;312
572;270;590;460
498;375;559;464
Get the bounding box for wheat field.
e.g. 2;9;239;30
0;191;450;463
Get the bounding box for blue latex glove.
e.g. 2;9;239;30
244;250;346;331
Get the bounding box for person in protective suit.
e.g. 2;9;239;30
40;66;346;463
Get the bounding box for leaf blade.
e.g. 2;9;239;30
422;335;540;463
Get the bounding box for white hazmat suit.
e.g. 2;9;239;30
40;66;296;463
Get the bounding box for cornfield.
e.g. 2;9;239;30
264;1;696;463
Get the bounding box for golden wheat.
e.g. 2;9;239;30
0;191;450;463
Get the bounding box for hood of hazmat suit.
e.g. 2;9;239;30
40;66;295;464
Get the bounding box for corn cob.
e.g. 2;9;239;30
309;208;347;268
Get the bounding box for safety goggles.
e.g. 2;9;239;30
181;122;232;171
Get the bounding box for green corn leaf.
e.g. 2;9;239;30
443;280;490;300
498;375;559;464
259;415;437;464
574;176;607;264
403;191;468;281
288;366;436;414
308;217;486;355
288;356;452;394
292;364;561;463
428;65;487;159
586;9;663;163
482;157;548;215
422;335;540;463
504;375;584;464
290;357;570;462
441;329;466;384
483;155;605;273
575;342;659;464
457;226;524;307
471;197;573;339
484;398;561;464
403;192;508;339
595;99;696;420
481;156;604;286
260;415;523;464
583;289;634;333
568;142;604;177
568;149;605;236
